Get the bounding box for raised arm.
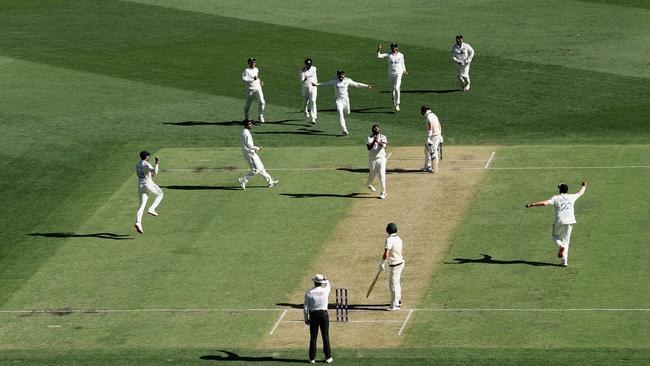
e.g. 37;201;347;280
575;181;587;198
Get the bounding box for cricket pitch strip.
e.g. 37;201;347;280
261;146;498;348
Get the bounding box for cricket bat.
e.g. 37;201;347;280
366;270;382;298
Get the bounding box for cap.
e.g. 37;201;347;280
139;150;150;160
558;183;569;193
390;42;399;48
386;223;398;234
247;57;256;63
313;274;327;284
456;34;464;39
243;119;253;126
305;58;312;65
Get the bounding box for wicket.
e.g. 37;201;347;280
335;287;349;322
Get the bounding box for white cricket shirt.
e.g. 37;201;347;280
424;111;442;137
300;65;318;88
135;160;156;184
377;51;406;75
319;78;368;100
303;281;330;320
242;67;262;90
367;134;387;160
547;193;583;225
451;43;474;64
384;234;404;266
240;128;259;156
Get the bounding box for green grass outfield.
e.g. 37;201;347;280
1;0;649;364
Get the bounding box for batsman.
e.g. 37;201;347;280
379;223;404;311
421;105;443;174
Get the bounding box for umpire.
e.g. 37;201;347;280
304;274;333;364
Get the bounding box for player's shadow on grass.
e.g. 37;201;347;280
446;254;562;267
200;350;301;363
337;167;425;174
164;119;303;127
281;193;373;199
381;89;461;94
256;128;341;137
320;106;394;114
276;303;391;311
28;232;133;240
160;185;241;191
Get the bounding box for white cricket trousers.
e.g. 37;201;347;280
553;223;573;266
302;86;318;121
335;97;351;133
389;73;403;106
241;153;273;185
136;182;164;225
244;88;266;120
366;156;387;193
389;262;404;308
424;135;444;171
457;64;471;90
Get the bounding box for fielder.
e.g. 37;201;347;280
300;58;318;125
421;105;443;173
376;42;407;111
242;57;266;123
450;34;475;91
313;70;372;135
525;182;588;267
134;151;164;234
379;223;404;311
304;274;333;364
238;119;278;189
366;124;388;199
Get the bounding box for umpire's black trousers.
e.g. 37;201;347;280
309;310;332;360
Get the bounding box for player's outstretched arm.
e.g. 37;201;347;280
525;200;549;208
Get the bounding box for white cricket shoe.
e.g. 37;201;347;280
367;185;376;192
147;210;158;217
239;178;246;190
311;119;317;125
308;361;315;364
268;179;279;188
325;357;333;363
386;306;400;311
258;115;265;123
304;110;310;118
422;167;433;173
342;130;349;135
379;192;387;199
135;223;143;234
395;105;400;112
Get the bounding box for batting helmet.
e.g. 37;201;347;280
139;151;150;160
386;223;398;234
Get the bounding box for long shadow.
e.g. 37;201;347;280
446;254;562;267
200;350;302;363
281;192;372;199
28;233;133;240
337;167;426;174
276;303;391;311
256;128;342;137
380;89;461;94
164;119;303;127
160;185;241;191
319;106;394;114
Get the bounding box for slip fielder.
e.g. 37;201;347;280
134;151;164;234
526;182;588;267
376;42;407;111
313;70;372;135
451;34;475;91
300;58;318;125
242;57;266;123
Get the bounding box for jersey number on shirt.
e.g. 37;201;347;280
559;202;573;211
137;170;146;179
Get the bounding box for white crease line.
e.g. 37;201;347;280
398;309;414;336
3;308;649;314
269;309;288;335
484;151;496;169
488;165;650;170
282;320;403;323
